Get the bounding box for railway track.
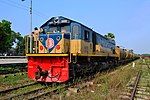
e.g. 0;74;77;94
119;65;150;100
0;82;37;94
0;81;71;100
0;82;42;100
27;85;68;100
0;74;94;100
1;86;49;100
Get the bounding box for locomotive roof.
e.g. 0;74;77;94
40;16;115;42
40;16;92;30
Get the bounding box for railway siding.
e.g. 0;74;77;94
120;61;150;100
135;65;150;99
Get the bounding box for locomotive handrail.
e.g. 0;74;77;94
69;32;72;63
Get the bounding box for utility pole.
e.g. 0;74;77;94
30;0;32;35
30;0;33;53
22;0;33;53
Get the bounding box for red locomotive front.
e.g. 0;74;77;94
28;56;69;82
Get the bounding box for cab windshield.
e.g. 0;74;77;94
43;24;70;33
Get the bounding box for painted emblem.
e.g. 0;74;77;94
46;38;54;49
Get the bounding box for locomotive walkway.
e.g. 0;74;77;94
0;56;27;64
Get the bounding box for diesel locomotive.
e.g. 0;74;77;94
25;16;137;82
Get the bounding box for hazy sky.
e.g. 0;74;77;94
0;0;150;54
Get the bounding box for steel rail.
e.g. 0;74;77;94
0;84;46;100
130;71;141;100
28;85;68;100
0;82;37;94
0;86;51;100
28;74;96;99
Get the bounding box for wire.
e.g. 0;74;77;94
8;0;49;18
0;0;49;19
8;0;29;9
0;0;28;11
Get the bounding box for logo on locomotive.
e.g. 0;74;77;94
46;38;54;49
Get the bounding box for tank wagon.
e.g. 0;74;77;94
25;16;137;82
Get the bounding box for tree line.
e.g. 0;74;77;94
0;20;24;56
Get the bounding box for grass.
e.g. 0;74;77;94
0;73;27;85
145;58;150;64
0;84;46;98
0;72;34;90
0;64;27;74
0;66;20;73
139;60;150;93
63;59;142;100
10;84;44;95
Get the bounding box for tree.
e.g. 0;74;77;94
0;20;12;55
15;32;25;55
0;20;24;55
104;33;115;39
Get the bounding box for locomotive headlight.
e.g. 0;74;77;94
61;19;70;23
54;17;60;24
48;21;53;25
61;20;68;23
54;19;59;23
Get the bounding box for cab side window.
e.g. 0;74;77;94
84;30;90;41
72;25;79;39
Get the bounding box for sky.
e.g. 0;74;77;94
0;0;150;54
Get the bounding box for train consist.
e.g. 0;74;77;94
25;16;138;82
